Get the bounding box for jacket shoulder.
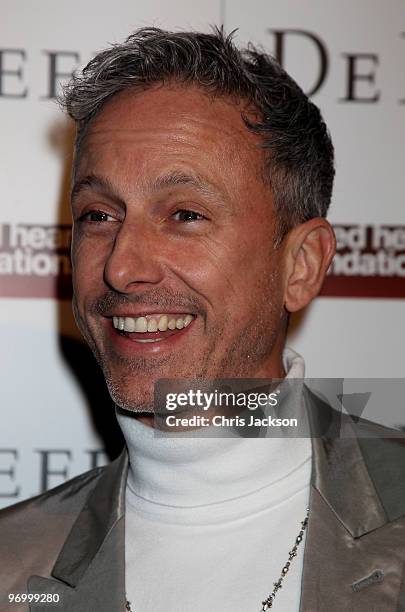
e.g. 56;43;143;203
0;464;106;591
0;464;104;517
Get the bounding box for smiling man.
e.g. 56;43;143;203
70;83;321;410
68;36;335;414
1;27;405;612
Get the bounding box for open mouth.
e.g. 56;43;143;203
112;313;194;343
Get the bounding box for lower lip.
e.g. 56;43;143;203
105;318;195;355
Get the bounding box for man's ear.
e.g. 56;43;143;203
283;218;336;313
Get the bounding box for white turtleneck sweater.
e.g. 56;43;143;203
117;348;311;612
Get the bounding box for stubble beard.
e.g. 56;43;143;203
74;318;284;415
72;276;285;413
97;322;281;413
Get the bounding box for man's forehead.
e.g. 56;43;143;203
74;85;267;204
81;84;261;151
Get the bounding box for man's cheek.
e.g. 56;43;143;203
185;233;239;271
71;236;88;279
73;248;105;289
185;249;243;296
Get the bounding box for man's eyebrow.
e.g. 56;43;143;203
71;174;118;201
149;170;218;197
72;170;222;201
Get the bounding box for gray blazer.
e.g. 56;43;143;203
1;390;405;612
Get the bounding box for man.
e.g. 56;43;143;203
1;27;405;612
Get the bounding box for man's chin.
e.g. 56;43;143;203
105;379;155;414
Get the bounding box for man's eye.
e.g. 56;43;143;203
172;209;206;222
80;210;115;222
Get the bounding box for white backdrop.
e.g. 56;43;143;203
1;0;404;508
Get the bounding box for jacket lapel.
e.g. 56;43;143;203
28;450;128;612
300;389;405;611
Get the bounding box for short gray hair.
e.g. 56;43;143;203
61;27;335;240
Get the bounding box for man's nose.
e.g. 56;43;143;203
104;222;165;293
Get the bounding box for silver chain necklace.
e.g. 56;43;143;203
125;507;309;612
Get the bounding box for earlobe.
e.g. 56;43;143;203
284;219;336;313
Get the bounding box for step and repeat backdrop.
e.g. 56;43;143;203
1;0;404;508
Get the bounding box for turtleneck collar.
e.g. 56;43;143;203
116;347;310;511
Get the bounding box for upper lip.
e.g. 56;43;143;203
104;309;196;318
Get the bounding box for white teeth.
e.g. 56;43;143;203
124;317;135;332
135;338;164;343
112;313;194;333
158;315;168;331
147;318;158;332
134;317;148;332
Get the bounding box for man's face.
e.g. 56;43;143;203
71;85;288;411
